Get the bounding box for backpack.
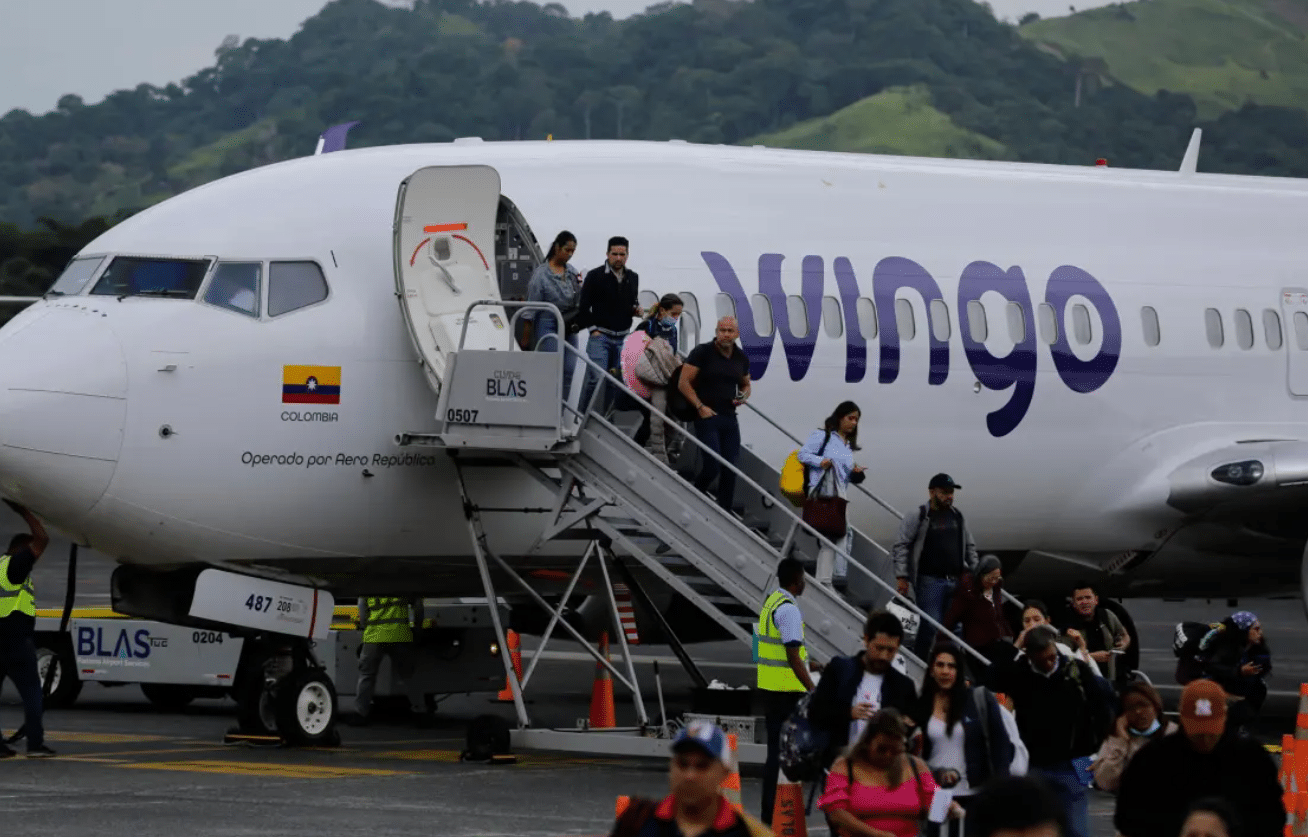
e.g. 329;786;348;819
778;662;859;783
665;364;699;423
1065;659;1115;753
1173;620;1217;684
634;336;679;386
460;714;512;763
779;452;806;506
971;686;1027;777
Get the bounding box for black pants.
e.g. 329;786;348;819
693;413;741;512
761;689;804;825
0;634;44;749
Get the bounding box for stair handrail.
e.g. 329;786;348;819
552;338;993;670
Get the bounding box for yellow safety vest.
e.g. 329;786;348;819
0;553;36;619
756;590;807;692
362;597;413;644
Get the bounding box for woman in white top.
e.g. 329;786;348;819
1015;598;1102;677
796;401;866;588
910;643;1015;837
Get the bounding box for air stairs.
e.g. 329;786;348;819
397;301;991;761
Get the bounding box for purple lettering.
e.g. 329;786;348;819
833;257;868;383
1045;265;1121;393
958;262;1037;438
872;257;948;386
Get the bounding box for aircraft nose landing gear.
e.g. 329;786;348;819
228;635;340;747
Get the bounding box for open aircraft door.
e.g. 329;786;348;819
394;165;509;396
1281;288;1308;396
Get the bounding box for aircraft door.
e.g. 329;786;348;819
1280;288;1308;396
394;165;509;396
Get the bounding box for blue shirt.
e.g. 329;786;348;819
525;261;581;342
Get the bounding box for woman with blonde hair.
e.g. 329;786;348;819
818;708;961;837
622;293;682;463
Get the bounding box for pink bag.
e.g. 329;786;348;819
621;331;653;399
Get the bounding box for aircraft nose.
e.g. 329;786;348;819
0;306;127;524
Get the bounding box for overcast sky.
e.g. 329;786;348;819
0;0;1115;116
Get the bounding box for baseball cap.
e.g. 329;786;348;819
928;473;960;490
1179;679;1227;737
672;720;732;769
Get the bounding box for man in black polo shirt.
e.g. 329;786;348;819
577;236;640;416
678;317;751;513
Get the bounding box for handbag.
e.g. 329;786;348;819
802;468;847;542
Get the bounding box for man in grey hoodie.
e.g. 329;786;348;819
891;473;979;659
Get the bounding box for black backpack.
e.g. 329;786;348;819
461;714;512;763
665;364;699;423
1173;621;1216;685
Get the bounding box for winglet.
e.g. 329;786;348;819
1179;128;1202;175
316;121;362;155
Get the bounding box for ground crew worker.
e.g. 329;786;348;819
757;557;819;826
0;499;55;758
344;596;430;727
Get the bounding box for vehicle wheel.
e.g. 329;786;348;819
235;676;277;736
35;641;82;708
274;669;337;746
140;683;197;711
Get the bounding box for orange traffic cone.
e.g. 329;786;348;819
771;780;808;837
589;631;616;728
496;629;523;702
720;733;743;811
616;795;631;818
1283;736;1296;793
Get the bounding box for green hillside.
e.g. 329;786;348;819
749;85;1008;160
1021;0;1308;118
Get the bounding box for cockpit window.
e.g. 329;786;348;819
203;262;262;317
89;256;211;299
268;261;329;317
47;256;105;296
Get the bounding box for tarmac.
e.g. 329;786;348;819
2;543;1303;836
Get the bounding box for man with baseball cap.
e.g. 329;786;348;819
890;473;979;658
1114;679;1283;837
608;720;771;837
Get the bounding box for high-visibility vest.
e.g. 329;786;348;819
756;590;807;692
362;597;413;644
0;553;36;620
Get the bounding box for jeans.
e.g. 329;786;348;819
0;634;45;749
816;530;854;585
1031;765;1089;837
693;413;741;512
535;328;579;408
355;642;425;716
761;689;804;825
580;332;623;416
914;574;958;659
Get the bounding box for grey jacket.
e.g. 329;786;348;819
890;503;979;582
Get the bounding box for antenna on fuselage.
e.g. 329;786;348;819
315;121;362;155
1179;128;1202;175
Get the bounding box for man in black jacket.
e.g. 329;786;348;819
577;236;639;415
992;626;1115;837
1114;678;1284;837
808;609;919;769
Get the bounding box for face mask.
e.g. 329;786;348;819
660;317;677;327
1129;718;1161;737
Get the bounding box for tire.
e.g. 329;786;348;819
35;641;82;708
140;683;197;711
274;669;338;746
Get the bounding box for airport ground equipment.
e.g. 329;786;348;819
23;600;505;743
396;298;991;764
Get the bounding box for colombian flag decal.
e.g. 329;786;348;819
283;365;341;404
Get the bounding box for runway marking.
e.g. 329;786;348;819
72;745;230;758
45;731;181;744
117;760;413;779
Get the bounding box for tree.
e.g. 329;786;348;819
608;86;643;139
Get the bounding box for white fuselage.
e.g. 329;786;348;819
2;140;1306;598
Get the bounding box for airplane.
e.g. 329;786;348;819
2;127;1307;738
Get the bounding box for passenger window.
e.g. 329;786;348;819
1141;306;1160;347
1072;304;1093;346
90;256;211;299
966;300;988;342
1006;302;1026;343
786;295;808;338
49;256;105;295
1037;302;1058;345
822;296;843;338
715;293;736;321
1295;311;1308;351
1264;309;1283;350
929;299;950;341
856;297;877;338
750;294;774;337
203;262;261;317
268;261;328;317
895;298;916;340
1205;308;1224;348
1234;308;1254;350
